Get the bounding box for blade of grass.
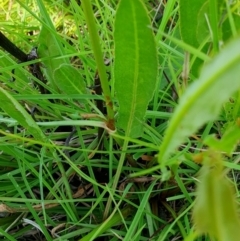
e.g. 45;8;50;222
8;174;52;241
123;180;157;240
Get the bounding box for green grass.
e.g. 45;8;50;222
0;0;240;241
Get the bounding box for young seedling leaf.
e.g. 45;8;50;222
158;37;240;165
193;153;240;241
114;0;158;138
0;87;46;142
53;64;86;94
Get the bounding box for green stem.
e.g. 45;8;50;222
81;1;115;128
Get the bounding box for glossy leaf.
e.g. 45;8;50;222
158;37;240;165
114;0;158;138
0;87;46;142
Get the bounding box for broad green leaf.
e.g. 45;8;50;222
38;26;86;95
179;0;207;77
196;0;224;45
179;0;206;47
53;64;86;94
38;34;66;72
38;26;69;90
158;37;240;165
114;0;158;138
196;1;210;44
0;87;46;142
37;0;70;91
192;153;240;241
179;0;224;77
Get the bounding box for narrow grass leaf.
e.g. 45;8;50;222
158;37;240;165
123;180;157;240
0;87;46;142
156;0;177;42
114;0;158;138
0;227;18;241
79;206;132;241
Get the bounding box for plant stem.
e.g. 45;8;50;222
81;1;115;129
